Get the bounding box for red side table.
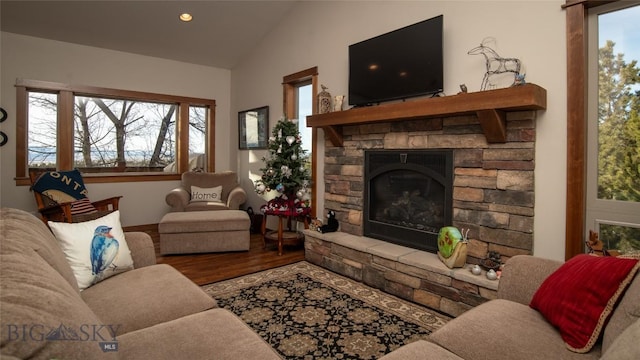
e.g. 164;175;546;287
260;197;311;256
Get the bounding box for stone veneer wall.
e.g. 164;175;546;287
322;110;537;264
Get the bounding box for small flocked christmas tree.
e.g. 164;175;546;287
254;118;311;211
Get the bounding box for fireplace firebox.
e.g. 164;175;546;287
364;150;453;253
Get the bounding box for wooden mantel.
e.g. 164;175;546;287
307;83;547;146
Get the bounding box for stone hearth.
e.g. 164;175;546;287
304;230;499;317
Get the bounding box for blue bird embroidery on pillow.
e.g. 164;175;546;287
90;225;120;275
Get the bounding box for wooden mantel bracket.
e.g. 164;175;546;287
476;109;507;143
323;126;343;147
306;84;547;146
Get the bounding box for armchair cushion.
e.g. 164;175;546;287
48;211;134;290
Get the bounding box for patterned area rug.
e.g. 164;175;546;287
202;261;450;359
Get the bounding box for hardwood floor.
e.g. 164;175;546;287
141;226;305;286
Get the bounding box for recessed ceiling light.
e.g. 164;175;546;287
179;13;193;22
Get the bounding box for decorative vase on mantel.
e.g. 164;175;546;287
318;85;332;114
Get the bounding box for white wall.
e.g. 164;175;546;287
233;1;567;260
0;32;233;226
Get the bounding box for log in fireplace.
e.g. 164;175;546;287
364;150;453;253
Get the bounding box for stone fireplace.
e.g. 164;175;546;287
364;149;453;253
305;84;546;316
323;110;537;263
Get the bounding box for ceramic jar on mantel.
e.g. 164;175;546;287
318;85;332;114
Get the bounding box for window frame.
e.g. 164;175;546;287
15;79;216;185
585;1;640;251
564;0;631;259
283;67;318;218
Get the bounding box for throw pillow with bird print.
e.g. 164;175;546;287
48;210;134;290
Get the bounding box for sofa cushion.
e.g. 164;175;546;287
0;241;115;359
602;268;640;353
378;340;464;360
429;299;600;360
81;264;216;335
601;319;640;360
0;208;80;292
496;254;562;305
530;254;639;353
118;308;281;360
48;211;134;290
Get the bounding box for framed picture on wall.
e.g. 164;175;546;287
238;106;269;150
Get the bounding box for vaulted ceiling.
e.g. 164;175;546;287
1;1;298;69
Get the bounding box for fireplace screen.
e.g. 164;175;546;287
364;150;453;252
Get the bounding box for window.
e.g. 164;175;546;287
297;83;313;155
16;79;215;184
586;2;640;255
27;92;58;167
283;67;318;217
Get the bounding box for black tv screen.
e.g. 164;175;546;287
348;15;443;107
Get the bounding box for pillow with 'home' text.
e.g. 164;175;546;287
530;254;639;353
190;185;222;203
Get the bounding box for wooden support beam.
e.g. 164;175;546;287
322;126;343;147
477;109;507;143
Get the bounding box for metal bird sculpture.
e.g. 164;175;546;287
90;225;119;275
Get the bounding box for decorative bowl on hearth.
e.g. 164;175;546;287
480;258;501;271
480;251;502;271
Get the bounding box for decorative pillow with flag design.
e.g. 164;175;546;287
32;169;97;215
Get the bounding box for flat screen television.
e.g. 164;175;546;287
348;15;443;107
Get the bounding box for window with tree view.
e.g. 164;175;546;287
587;2;640;255
18;80;214;180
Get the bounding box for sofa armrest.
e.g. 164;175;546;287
165;187;190;212
497;255;563;305
226;186;247;210
125;231;156;268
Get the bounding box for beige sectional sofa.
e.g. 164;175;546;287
0;208;280;360
3;206;638;360
381;255;640;360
